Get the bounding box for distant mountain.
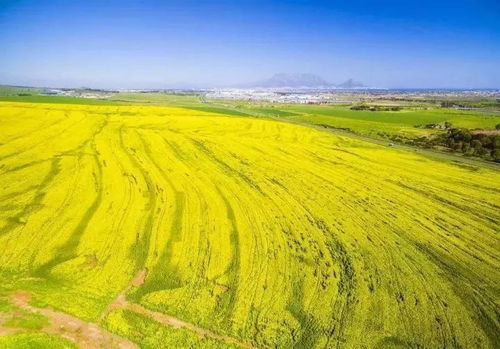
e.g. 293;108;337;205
241;74;366;89
256;73;333;88
337;79;365;89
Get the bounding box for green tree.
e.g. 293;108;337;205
471;140;482;155
492;149;500;162
477;148;490;158
480;135;492;148
462;142;470;153
493;136;500;149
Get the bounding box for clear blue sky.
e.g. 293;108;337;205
0;0;499;88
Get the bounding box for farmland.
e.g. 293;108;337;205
0;101;499;348
207;98;500;162
217;100;500;140
283;105;499;137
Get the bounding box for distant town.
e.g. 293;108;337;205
35;86;500;106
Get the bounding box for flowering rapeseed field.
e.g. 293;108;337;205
0;102;498;348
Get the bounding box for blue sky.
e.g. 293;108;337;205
0;0;499;88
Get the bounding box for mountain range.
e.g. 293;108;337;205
249;73;365;89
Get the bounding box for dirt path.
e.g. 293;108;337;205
0;312;21;337
10;291;137;349
122;301;256;348
98;268;147;324
2;269;256;348
100;269;257;349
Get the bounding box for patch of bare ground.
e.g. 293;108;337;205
2;269;256;348
0;327;21;336
80;254;99;269
470;129;500;135
0;298;23;336
0;312;21;336
19;277;44;281
9;291;137;349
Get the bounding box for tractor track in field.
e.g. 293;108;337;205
100;269;258;349
0;157;62;237
34;119;108;276
0;114;89;162
118;127;157;271
130;132;185;297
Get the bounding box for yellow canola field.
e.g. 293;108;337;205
0;102;499;348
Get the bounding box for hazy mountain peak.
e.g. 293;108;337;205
337;78;365;88
257;73;332;88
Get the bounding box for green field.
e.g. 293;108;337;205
289;106;498;133
214;101;500;161
0;85;41;96
108;92;202;106
229;103;500;138
0;95;122;105
0;100;499;348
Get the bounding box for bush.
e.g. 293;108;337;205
471;139;482;150
476;148;490;158
453;142;463;151
432;127;500;161
492;149;500;162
